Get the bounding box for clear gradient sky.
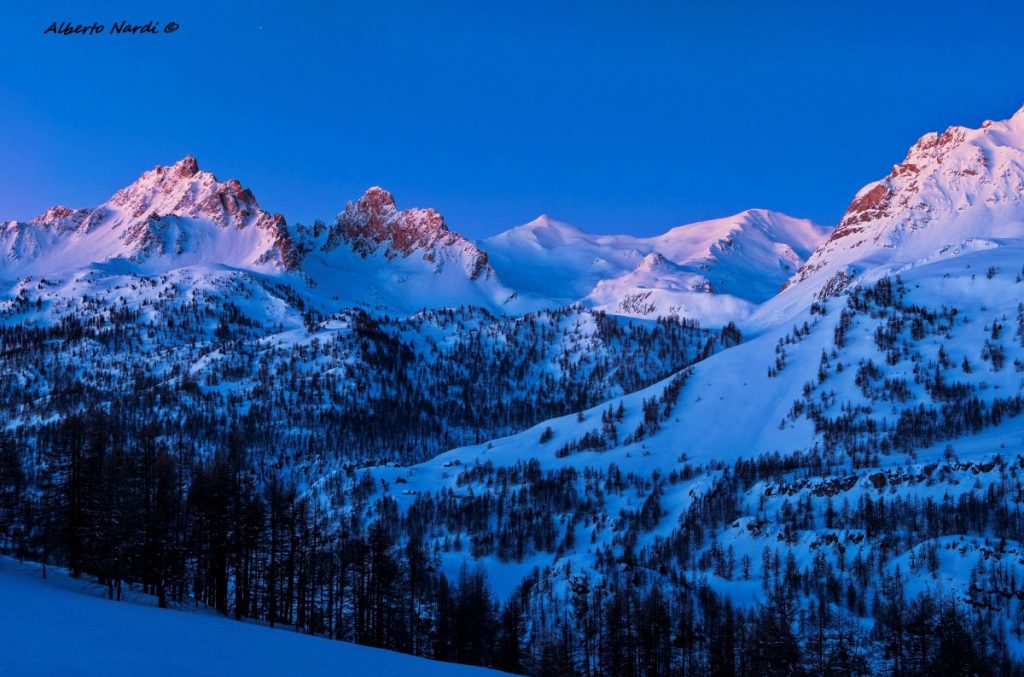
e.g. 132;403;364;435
2;1;1024;238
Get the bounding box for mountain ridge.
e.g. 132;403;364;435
1;157;829;324
11;103;1024;325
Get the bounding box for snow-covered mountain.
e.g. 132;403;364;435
1;158;829;324
0;158;522;316
783;104;1024;301
483;210;828;324
0;156;302;275
301;186;521;313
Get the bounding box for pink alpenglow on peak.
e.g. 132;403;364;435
0;156;302;274
324;186;494;281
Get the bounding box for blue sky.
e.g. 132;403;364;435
2;1;1023;238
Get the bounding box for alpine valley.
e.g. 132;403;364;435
4;105;1024;675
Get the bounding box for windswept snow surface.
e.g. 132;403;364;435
0;557;501;676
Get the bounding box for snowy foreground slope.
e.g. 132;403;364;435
0;557;500;677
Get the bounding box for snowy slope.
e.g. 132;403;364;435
366;239;1024;630
483;210;828;324
393;243;1024;476
0;557;501;676
363;102;1024;604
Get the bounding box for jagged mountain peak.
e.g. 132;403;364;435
1;156;301;273
323;187;492;281
174;154;200;177
107;155;267;231
356;186;398;213
31;205;79;224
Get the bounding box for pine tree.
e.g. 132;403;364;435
0;432;24;549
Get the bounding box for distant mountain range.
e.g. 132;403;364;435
2;154;830;326
7;106;1024;329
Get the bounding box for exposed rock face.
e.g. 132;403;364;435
814;269;854;300
324;186;494;280
257;213;304;271
827;125;977;245
834;183;891;238
28;205;107;234
31;205;91;228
